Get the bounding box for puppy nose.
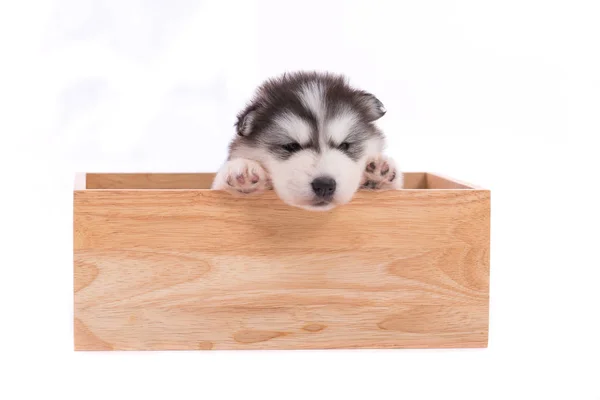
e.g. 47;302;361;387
311;177;336;198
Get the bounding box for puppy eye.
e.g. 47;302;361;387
338;142;351;151
282;142;302;153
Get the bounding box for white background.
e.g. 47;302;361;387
1;0;599;399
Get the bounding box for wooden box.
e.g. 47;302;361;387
74;172;490;350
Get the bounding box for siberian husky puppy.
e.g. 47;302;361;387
213;71;402;211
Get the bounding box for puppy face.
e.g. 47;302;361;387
229;72;386;211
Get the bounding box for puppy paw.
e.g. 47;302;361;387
361;155;403;190
212;158;270;195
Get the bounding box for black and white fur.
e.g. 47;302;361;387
212;71;403;211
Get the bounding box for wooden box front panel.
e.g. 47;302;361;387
74;174;490;350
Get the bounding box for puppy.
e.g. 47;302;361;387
212;71;403;211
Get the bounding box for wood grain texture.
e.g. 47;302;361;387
85;173;216;189
81;172;467;190
425;173;479;189
74;174;490;350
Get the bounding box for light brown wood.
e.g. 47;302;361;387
74;173;490;350
79;172;472;190
85;173;216;189
404;172;427;189
425;173;478;189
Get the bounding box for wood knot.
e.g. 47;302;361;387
234;330;285;344
302;323;325;332
197;341;213;350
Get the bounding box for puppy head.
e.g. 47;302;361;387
230;72;386;211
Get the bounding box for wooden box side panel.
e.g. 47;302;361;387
82;172;439;190
85;173;216;189
74;190;490;350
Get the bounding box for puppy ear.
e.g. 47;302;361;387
358;91;386;121
235;104;259;136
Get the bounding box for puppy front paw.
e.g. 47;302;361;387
212;158;270;195
361;155;403;190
